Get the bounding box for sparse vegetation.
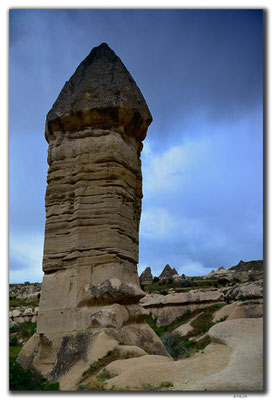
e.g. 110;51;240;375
146;303;225;360
77;349;140;391
9;360;59;391
142;381;174;391
10;321;37;338
9;296;39;309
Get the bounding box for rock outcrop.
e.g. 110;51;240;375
17;43;169;389
229;259;263;272
10;307;39;326
140;289;224;326
103;318;263;391
139;267;153;285
208;266;227;276
223;279;263;301
159;264;178;280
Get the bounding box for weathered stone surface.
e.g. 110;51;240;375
159;264;178;279
139;267;153;285
223;279;263;300
140;289;224;326
18;43;168;387
208;266;227;276
229;259;263;272
104;318;263;391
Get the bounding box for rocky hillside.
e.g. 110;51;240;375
9;283;41;298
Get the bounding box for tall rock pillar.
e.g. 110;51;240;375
18;43;169;389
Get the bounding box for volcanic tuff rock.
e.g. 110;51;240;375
103;318;263;391
140;289;224;326
223;279;263;300
229;259;263;272
159;264;178;279
139;267;153;285
17;43;169;388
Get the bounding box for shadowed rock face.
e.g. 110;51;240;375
17;43;169;388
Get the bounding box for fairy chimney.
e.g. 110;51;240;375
17;43;169;389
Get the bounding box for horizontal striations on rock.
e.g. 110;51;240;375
17;43;169;388
45;42;152;142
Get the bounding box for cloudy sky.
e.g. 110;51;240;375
9;9;263;283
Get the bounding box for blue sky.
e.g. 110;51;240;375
9;9;263;282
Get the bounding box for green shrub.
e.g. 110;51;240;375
153;277;159;283
181;279;193;287
9;325;19;334
160;289;168;295
217;278;230;286
10;336;18;346
161;332;190;359
9;361;59;390
167;278;173;284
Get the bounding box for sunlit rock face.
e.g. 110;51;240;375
17;43;169;388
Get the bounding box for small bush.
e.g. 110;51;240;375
37;293;41;300
181;279;193;287
24;281;30;285
10;336;18;347
161;332;190;359
160;289;168;295
153;277;159;283
9;360;59;390
167;278;173;284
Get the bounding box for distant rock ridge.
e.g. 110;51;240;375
229;260;263;272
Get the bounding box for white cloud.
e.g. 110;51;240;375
9;233;44;283
142;137;211;196
141;207;177;240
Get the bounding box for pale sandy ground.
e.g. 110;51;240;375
105;318;263;391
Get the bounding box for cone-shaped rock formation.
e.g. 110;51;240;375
159;264;178;279
139;267;153;285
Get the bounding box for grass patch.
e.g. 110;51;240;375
9;297;39;309
9;345;23;364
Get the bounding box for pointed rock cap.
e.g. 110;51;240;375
45;43;152;141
